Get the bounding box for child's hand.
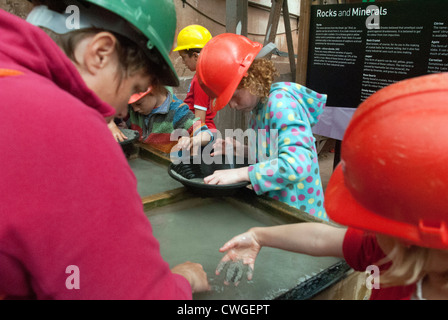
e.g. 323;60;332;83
171;261;210;293
108;120;128;142
172;136;192;152
210;137;233;156
216;230;261;286
204;167;249;185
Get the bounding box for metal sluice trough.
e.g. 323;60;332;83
127;144;357;300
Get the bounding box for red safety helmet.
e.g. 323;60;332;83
196;33;262;113
325;73;448;249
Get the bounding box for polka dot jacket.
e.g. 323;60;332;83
247;82;328;221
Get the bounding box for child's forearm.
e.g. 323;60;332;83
251;223;346;258
197;131;212;146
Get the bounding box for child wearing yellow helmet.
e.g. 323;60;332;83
174;25;217;131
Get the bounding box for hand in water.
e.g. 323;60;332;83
172;261;210;293
215;230;261;286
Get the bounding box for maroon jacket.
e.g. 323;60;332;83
0;9;191;299
343;228;416;300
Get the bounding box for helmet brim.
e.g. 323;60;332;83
325;164;448;249
128;87;152;104
210;77;240;113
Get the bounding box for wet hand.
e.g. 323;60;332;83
216;231;261;286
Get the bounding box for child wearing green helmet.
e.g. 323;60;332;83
0;0;209;299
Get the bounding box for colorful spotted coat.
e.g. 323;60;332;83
247;82;328;221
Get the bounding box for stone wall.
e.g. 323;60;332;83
0;0;33;18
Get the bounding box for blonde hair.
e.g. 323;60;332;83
238;59;279;101
378;236;448;288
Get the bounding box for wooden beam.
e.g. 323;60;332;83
215;0;250;132
226;0;248;36
142;187;192;211
264;0;284;47
282;0;297;76
296;0;312;85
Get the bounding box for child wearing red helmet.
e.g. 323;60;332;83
197;33;329;221
215;73;448;300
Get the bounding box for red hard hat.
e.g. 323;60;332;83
196;33;262;113
325;73;448;249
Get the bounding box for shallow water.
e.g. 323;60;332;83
128;158;183;197
146;198;341;300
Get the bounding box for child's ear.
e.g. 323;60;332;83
83;32;117;75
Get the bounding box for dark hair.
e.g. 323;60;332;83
179;48;201;58
43;27;160;91
35;1;162;89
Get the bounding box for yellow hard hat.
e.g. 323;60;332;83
173;25;212;51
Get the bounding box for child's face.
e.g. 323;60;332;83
131;93;158;116
179;51;198;72
109;73;151;117
228;88;259;112
74;33;151;118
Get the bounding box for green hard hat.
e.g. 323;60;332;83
83;0;179;86
27;0;179;86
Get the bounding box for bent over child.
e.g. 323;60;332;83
197;34;328;221
127;85;213;155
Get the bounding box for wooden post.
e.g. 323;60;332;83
226;0;248;37
213;0;249;132
283;0;297;76
264;0;284;47
296;0;312;85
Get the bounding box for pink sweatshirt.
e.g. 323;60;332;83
0;9;191;300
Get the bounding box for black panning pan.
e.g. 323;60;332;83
168;155;251;197
118;129;140;146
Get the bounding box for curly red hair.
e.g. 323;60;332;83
238;59;279;100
